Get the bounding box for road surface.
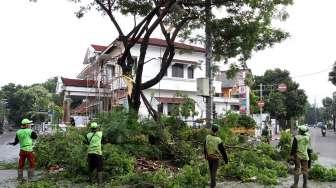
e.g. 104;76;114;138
310;127;336;167
0;131;19;162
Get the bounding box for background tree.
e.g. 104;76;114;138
304;103;323;126
321;96;336;130
67;0;293;115
328;61;336;85
252;68;307;130
0;78;60;125
11;85;52;124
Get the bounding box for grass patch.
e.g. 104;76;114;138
0;161;17;170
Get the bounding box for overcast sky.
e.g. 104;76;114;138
0;0;335;106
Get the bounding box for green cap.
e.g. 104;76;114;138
211;124;219;132
90;122;98;128
212;124;219;129
298;125;308;132
21;118;33;125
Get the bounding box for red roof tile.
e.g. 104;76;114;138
96;38;205;54
135;38;205;53
61;77;98;87
91;44;107;52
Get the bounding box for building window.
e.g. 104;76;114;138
158;103;163;113
172;63;184;78
167;103;178;115
106;65;115;79
230;105;240;111
187;67;194;79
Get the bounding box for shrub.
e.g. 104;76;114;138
309;164;336;181
35;128;135;178
237;115;256;129
218;126;239;146
103;144;135;177
109;169;174;187
218;147;288;185
96;110;142;144
174;162;208;187
18;179;57;188
257;143;279;160
218;112;240;127
277;131;292;160
34;128;88;174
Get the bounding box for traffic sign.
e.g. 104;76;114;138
258;100;265;108
278;83;287;92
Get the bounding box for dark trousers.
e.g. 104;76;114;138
87;153;103;172
294;156;308;176
208;159;219;188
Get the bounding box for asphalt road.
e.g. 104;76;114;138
0;131;19;162
310;127;336;167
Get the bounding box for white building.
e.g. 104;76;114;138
57;38;247;123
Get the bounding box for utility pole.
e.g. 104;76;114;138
205;0;213;127
259;83;263;129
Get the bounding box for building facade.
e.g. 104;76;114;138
57;38;250;124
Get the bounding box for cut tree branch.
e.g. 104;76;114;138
95;0;124;37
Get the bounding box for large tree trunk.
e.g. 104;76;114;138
127;90;141;114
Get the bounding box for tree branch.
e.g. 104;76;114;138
134;1;177;94
95;0;124;37
141;16;193;90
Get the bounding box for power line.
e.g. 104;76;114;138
292;64;334;79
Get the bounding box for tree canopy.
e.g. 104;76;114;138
328;61;336;85
66;0;293;113
252;68;307;129
0;78;61;125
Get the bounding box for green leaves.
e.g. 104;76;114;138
309;164;336;182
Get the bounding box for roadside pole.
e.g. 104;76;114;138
205;0;213;127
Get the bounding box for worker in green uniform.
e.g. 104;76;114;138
290;125;312;188
8;118;37;181
84;122;103;185
204;124;228;188
261;125;270;144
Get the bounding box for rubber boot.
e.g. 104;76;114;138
97;172;103;186
303;174;308;188
88;172;93;183
290;174;299;188
28;169;35;181
17;169;23;181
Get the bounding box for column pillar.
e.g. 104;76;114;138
63;96;72;124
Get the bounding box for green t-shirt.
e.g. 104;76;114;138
16;129;33;152
206;135;222;158
86;131;103;155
